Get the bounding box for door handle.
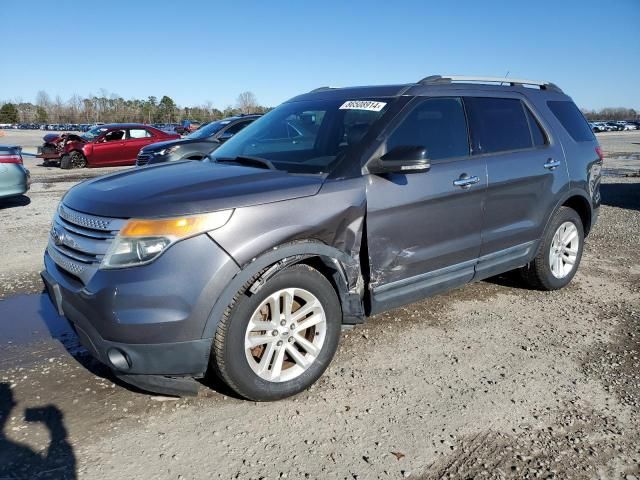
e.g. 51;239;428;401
453;174;480;189
544;158;561;170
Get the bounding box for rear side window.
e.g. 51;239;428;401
524;107;548;147
547;101;594;142
465;97;532;154
224;120;252;135
129;128;152;139
387;97;469;161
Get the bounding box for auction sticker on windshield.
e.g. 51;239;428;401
339;100;387;112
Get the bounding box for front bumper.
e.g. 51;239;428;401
41;234;240;380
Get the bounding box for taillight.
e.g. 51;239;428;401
595;146;604;162
0;154;23;165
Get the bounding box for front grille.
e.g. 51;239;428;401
136;152;152;166
47;205;126;283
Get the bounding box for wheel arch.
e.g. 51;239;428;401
200;240;365;339
542;189;594;241
561;193;593;236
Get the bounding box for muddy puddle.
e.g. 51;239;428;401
0;293;84;369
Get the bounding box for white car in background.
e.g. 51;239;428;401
617;121;637;130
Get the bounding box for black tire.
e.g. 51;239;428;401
212;264;341;401
60;155;72;169
520;206;584;291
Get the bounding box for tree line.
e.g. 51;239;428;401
581;107;638;121
0;90;269;124
1;92;638;124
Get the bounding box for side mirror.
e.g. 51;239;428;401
368;145;430;175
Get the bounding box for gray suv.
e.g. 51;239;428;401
41;75;602;400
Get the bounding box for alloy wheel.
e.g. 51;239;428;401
549;221;579;279
244;288;326;383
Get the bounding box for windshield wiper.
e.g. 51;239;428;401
215;156;276;171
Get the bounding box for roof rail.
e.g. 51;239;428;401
309;86;338;93
418;75;562;92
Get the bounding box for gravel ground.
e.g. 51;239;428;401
0;130;638;479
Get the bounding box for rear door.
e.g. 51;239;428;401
365;97;487;313
464;95;569;279
122;128;157;164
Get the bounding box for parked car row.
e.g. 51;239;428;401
35;115;262;169
0;123;101;131
589;120;639;132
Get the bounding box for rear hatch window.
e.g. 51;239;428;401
547;101;595;142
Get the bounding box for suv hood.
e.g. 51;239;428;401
141;137;213;153
63;161;324;218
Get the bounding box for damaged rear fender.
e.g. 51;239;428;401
200;240;365;339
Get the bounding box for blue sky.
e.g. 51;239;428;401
2;0;639;110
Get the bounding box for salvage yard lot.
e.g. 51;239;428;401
0;129;639;478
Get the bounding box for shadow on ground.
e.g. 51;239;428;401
600;183;640;211
0;383;76;479
0;195;31;209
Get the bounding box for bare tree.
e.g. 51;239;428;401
236;91;258;114
36;90;51;109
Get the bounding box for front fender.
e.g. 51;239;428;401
200;240;364;339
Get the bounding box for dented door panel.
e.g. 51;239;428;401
364;158;487;296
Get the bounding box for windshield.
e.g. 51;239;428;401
211;98;392;174
187;120;230;139
82;126;108;140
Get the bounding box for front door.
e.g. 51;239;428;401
365;97;487;313
90;129;126;165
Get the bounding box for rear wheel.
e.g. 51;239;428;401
212;264;341;401
520;207;584;290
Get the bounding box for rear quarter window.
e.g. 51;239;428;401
547;101;595;142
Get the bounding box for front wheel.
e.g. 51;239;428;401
212;264;341;401
520;206;584;290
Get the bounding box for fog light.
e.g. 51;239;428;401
107;348;131;370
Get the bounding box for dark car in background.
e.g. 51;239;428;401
136;115;261;166
37;123;180;169
0;145;30;199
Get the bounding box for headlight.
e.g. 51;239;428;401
100;210;233;269
155;145;180;156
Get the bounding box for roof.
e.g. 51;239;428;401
289;75;565;103
97;123;157;129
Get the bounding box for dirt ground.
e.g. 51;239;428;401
0;129;638;479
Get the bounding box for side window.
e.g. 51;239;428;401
104;129;125;142
524;106;548;147
224;121;251;135
465;97;532;154
547;100;594;142
387;97;469;161
128;128;152;139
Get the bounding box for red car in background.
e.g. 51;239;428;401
37;124;180;169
